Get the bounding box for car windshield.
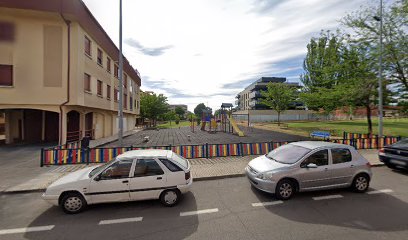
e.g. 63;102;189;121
171;153;188;169
88;159;116;177
266;144;311;164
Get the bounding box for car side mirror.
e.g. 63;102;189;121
306;163;318;168
94;175;101;181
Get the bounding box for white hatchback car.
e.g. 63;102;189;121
42;150;193;214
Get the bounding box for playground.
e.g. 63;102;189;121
102;125;308;147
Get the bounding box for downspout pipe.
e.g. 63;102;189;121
59;12;71;145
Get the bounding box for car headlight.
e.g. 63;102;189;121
256;171;273;180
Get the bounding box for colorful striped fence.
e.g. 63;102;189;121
41;136;402;166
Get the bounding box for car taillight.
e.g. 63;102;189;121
379;148;385;153
185;171;190;180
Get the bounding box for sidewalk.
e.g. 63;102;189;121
0;149;383;194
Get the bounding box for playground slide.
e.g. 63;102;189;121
227;116;245;137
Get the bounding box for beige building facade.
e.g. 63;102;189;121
0;0;141;145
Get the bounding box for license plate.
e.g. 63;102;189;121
390;159;406;166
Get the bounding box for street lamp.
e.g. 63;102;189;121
118;0;124;146
374;0;383;137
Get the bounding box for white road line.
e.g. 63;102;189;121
313;194;343;201
0;225;55;235
252;201;284;207
367;189;394;194
99;217;143;225
180;208;219;217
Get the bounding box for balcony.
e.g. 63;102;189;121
249;91;262;99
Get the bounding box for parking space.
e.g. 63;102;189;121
0;167;407;240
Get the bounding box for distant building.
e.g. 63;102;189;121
235;77;300;110
169;104;188;112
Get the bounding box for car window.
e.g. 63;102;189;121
171;153;188;168
134;159;164;177
159;158;183;172
100;160;132;180
301;149;329;167
266;144;310;164
331;148;352;164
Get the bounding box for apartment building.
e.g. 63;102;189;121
235;77;300;110
0;0;141;145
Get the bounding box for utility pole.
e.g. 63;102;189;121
118;0;124;146
378;0;384;137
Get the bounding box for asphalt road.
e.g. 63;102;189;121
1;167;407;240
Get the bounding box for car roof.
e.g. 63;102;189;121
116;149;172;159
289;141;353;150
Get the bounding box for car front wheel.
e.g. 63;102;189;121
160;189;180;207
61;192;87;214
352;174;370;192
275;179;295;200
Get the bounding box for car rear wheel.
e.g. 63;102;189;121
61;192;87;214
352;174;370;193
160;189;180;207
275;179;295;200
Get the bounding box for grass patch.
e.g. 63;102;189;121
157;121;192;129
256;118;408;138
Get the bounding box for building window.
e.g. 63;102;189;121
114;65;118;78
124;93;128;109
84;36;91;56
0;65;13;86
130;96;133;110
97;80;103;96
107;57;111;72
124;74;127;88
114;88;118;102
0;22;15;42
107;85;111;100
97;48;103;66
84;73;91;92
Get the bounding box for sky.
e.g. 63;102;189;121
82;0;373;112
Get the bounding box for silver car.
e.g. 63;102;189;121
246;141;372;200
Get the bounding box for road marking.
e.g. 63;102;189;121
0;225;55;235
180;208;219;217
252;201;284;207
99;217;143;225
367;189;394;194
313;194;343;201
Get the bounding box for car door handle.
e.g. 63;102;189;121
324;168;328;171
122;180;129;183
350;165;355;168
157;177;162;180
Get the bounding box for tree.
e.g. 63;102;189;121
175;115;180;125
175;106;186;119
260;82;296;125
300;31;346;113
194;103;207;118
163;111;176;125
342;0;407;94
140;93;169;127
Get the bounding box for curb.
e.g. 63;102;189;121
1;163;386;195
0;189;45;195
193;173;246;182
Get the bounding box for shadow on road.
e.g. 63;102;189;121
25;192;199;240
251;186;408;232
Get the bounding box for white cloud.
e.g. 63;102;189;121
83;0;370;112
